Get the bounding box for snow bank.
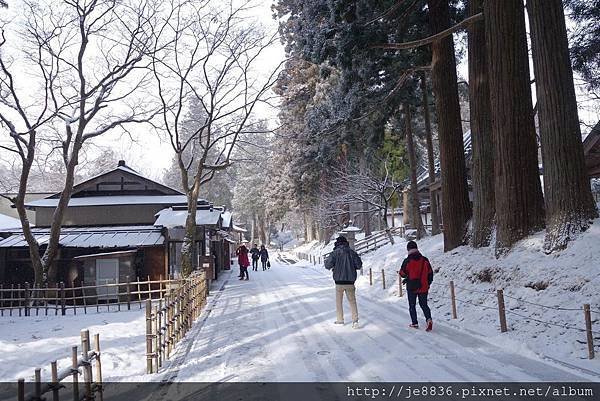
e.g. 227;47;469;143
295;219;600;371
0;309;148;382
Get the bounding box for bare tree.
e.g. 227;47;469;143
319;159;403;244
150;0;282;276
0;0;159;285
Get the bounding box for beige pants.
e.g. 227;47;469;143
335;284;358;323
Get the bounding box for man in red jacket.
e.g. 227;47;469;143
399;241;434;331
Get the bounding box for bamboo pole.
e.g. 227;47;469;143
17;378;24;401
153;305;159;370
381;269;386;289
51;361;59;401
449;281;457;319
81;330;92;399
497;289;508;332
94;333;103;399
584;304;594;359
24;282;30;316
34;368;41;400
71;346;79;401
146;300;153;374
369;268;372;286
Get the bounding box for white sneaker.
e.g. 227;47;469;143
352;321;359;329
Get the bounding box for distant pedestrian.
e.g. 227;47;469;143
250;244;260;271
324;236;362;329
400;241;433;331
236;243;250;281
259;245;269;270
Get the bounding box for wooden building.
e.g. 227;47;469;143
0;161;235;292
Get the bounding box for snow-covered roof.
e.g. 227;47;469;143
232;224;247;232
342;226;362;232
0;213;21;230
415;130;472;190
154;207;222;228
25;195;190;208
221;211;233;228
0;225;164;248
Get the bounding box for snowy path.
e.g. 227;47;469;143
159;255;591;382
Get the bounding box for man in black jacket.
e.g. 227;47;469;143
325;236;363;329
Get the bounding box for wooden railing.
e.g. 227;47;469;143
145;272;208;373
0;276;185;317
17;329;103;401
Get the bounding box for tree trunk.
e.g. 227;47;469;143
419;72;441;236
528;0;598;252
468;0;495;248
402;190;410;226
485;0;545;255
427;0;472;251
405;103;426;239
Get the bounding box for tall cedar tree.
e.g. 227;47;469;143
427;0;471;251
485;0;545;255
419;72;441;236
404;102;426;239
468;0;495;247
527;0;598;252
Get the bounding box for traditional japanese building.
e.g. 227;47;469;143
0;161;236;293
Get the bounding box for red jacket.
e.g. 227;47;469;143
236;245;250;267
400;251;433;294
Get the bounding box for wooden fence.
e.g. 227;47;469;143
0;276;184;317
17;329;103;401
367;269;598;360
145;272;208;373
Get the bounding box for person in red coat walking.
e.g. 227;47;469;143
400;241;434;331
236;243;250;280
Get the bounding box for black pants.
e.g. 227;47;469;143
261;260;267;270
407;290;431;325
252;259;259;271
240;266;249;279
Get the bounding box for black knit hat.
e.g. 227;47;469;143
335;235;348;244
406;240;418;251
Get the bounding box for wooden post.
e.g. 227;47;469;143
449;281;457;319
24;282;30;317
497;289;508;332
369;268;372;286
60;282;66;316
34;368;41;400
81;330;92;399
94;333;103;400
398;274;403;297
584;304;594;359
17;378;24;401
51;361;59;401
126;276;131;310
146;299;153;374
381;269;386;289
71;346;79;401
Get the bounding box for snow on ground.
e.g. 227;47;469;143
301;220;600;372
154;256;596;382
0;308;148;382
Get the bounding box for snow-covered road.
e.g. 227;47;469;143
158;254;591;382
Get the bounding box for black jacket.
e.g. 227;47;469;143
250;247;260;260
325;244;362;284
